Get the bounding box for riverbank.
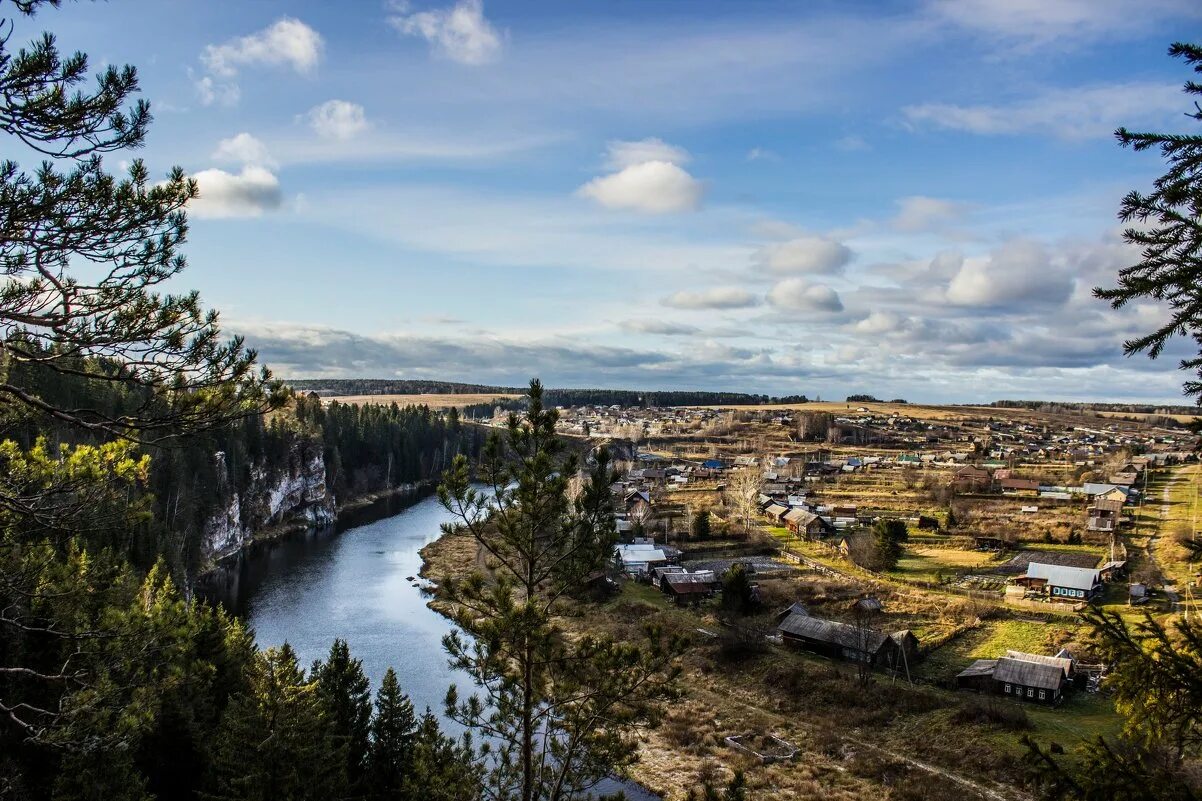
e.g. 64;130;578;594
418;529;1054;801
196;480;437;603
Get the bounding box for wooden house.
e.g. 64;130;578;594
777;612;918;670
952;465;991;492
763;502;790;524
660;571;720;605
1087;498;1123;532
955;651;1072;705
1014;563;1102;601
783;508;834;538
999;478;1041;496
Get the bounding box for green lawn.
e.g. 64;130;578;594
919;618;1077;684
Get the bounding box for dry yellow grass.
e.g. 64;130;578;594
324;392;521;409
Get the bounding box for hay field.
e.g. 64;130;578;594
687;401;974;420
324;393;521;409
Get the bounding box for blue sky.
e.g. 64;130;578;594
23;0;1202;402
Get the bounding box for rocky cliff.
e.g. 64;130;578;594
201;446;335;562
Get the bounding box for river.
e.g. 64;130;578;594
217;491;660;801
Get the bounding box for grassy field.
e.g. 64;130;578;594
894;546;997;583
324;392;521;409
919;618;1077;684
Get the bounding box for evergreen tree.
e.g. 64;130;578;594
313;639;373;793
871;519;908;571
691;508;711;540
1094;43;1202;402
720;564;759;615
408;710;481;801
1025;608;1202;799
205;645;344;801
366;668;418;800
438;379;681;801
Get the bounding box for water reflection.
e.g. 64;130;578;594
220;491;660;801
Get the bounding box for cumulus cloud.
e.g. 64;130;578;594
388;0;503;65
903;82;1183;140
212;132;274;166
190;166;283;219
202;18;323;77
604;137;691;169
766;278;844;312
661;287;760;310
753;235;852;275
945;240;1073;307
305;100;369;140
891;195;970;232
196;18;323;106
579;159;704;214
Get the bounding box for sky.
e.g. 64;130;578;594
18;0;1202;402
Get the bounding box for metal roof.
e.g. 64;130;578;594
1005;650;1072;677
992;657;1066;690
1025;562;1100;591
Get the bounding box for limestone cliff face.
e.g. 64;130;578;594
202;445;335;562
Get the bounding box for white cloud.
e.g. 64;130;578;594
202;18;323;78
578;160;704;214
389;0;503;66
892;195;970;232
212;132;274;166
605;137;691;170
305;100;369;140
620;319;700;336
926;0;1199;49
945;240;1073;307
903;82;1183;140
753;235;852;275
662;287;760;310
766;278;844;312
194;74;240;107
191;166;283;219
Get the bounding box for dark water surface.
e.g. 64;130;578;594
224;491;659;801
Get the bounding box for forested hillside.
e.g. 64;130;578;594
287;377;794;408
0;6;485;796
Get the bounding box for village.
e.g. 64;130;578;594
470;399;1202;797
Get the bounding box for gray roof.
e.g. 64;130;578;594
956;659;998;679
1005;650;1072;677
777;613;909;654
783;508;818;526
992;657;1066;691
1025;562;1100;591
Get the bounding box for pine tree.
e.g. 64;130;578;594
366;668;418;800
313;639;373;793
1094;43;1202;402
205;645;344;801
720;563;759;615
691;508;711;540
438;379;681;801
408;710;481;801
871;519;908;571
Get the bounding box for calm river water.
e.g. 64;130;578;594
221;491;659;801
